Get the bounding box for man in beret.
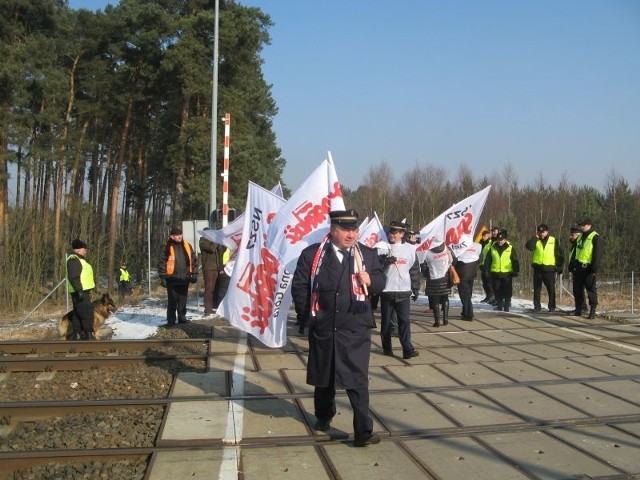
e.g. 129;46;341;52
525;224;563;312
292;209;385;447
66;238;95;340
570;219;604;319
158;226;198;326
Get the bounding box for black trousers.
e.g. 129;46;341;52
214;272;230;308
314;384;373;440
533;269;556;310
491;274;513;307
573;269;598;309
166;282;189;324
457;278;474;318
480;268;494;299
71;290;93;333
380;295;413;355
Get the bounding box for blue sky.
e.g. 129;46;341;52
69;0;640;192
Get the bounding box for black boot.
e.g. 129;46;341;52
442;300;449;326
494;302;503;311
588;307;596;319
432;304;440;327
504;300;510;312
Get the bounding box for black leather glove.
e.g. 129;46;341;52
160;277;167;287
411;293;418;302
189;273;198;284
76;290;84;301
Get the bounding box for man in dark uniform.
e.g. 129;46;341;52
66;238;95;340
479;228;497;304
525;224;563;312
484;230;519;312
292;209;385;447
571;219;604;319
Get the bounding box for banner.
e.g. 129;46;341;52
416;186;491;262
219;158;344;347
199;183;284;252
358;211;389;251
216;182;286;346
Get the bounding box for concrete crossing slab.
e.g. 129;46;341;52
241;398;308;438
323;441;430;478
385;364;461;389
403;437;530;480
479;385;589;422
549;424;640;474
160;400;228;441
148;450;224;480
434;347;503;363
481;360;564;383
583;379;640;406
507;328;571;342
241;445;330;479
472;329;538;344
253;352;305;371
423;389;524;427
536;383;640;417
510;343;575;359
242;370;290;396
531;357;615;379
172;371;227;397
370;392;457;431
571;354;640;376
368;366;411;390
478;430;621;478
435;362;513;386
470;345;542;361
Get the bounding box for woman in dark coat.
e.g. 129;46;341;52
291;210;385;447
453;239;482;321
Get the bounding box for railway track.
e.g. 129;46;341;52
1;310;640;480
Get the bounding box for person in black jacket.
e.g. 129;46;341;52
291;209;385;447
66;238;96;340
158;226;198;327
570;219;604;319
454;238;481;321
524;224;564;312
484;230;519;312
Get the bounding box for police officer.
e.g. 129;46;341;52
117;262;131;300
479;228;497;305
66;238;95;340
571;219;604;319
484;230;519;312
525;224;563;312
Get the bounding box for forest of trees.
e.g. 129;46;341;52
2;0;639;314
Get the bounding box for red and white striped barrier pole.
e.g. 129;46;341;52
221;113;230;227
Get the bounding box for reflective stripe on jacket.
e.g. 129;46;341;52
166;242;194;275
490;244;513;273
66;254;96;293
575;231;596;264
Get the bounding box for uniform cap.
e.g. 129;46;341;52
71;238;87;249
577;218;592;227
170;226;183;235
389;220;407;233
329;209;359;229
537;224;548;232
569;226;582;233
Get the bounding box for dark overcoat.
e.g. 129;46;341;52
291;241;384;389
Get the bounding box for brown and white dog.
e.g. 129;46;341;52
59;292;118;340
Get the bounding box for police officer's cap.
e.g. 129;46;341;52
389;221;407;233
329;209;359;229
537;224;548;232
577;218;592;227
71;238;87;249
569;226;582;233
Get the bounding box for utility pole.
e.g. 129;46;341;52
209;0;220;226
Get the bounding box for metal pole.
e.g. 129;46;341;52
147;216;151;295
209;0;220;225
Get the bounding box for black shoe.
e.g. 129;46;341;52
163;322;176;328
494;306;503;311
178;319;191;324
69;332;82;341
390;329;399;337
588;310;596;319
314;419;331;431
504;306;510;312
548;307;555;312
383;350;394;356
567;310;582;316
354;433;381;447
461;315;474;321
403;350;419;359
487;298;496;305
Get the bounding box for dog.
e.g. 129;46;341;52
59;292;118;340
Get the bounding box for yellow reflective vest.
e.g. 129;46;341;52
490;244;514;273
532;236;556;266
66;254;96;293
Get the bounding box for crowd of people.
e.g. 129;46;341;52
65;209;603;446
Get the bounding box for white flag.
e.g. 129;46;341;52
216;182;286;346
416;186;491;262
199;183;284;252
257;156;345;347
359;211;389;251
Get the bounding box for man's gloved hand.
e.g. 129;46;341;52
76;290;84;301
411;291;418;302
160;277;167;288
189;273;198;284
